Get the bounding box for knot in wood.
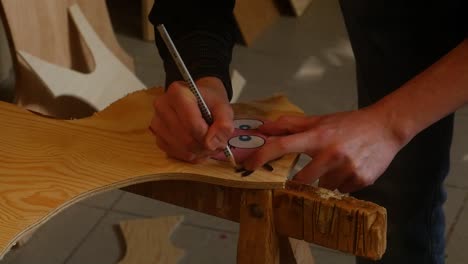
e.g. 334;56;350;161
249;203;264;218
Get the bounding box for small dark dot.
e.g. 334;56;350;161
239;124;251;130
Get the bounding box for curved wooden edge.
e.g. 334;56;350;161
0;87;303;259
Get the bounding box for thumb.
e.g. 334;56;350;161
205;102;234;150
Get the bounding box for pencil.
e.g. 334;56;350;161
157;24;238;169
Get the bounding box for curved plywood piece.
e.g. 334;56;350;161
118;216;185;264
0;87;303;259
18;5;145;111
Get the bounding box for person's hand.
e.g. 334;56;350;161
243;108;407;193
150;77;234;163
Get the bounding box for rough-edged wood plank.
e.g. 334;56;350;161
238;190;279;264
274;188;304;239
124;181;242;222
127;179;386;260
285;181;386;260
0;87;300;259
118;217;184;264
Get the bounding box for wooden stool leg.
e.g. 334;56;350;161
237;189;279;264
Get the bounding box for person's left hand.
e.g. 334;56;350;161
243;108;407;193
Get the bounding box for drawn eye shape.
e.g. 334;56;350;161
229;135;265;149
234;119;264;130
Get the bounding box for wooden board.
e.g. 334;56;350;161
18;5;145;112
0;87;302;260
0;0;138;118
234;0;280;46
141;0;155;41
118;216;184;264
126;180;387;260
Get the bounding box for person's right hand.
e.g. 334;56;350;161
150;77;234;163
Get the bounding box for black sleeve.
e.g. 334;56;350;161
149;0;236;100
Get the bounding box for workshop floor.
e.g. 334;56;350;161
1;0;468;263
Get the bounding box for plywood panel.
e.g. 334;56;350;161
0;87;302;259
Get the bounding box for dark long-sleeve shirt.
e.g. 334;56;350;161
149;0;236;100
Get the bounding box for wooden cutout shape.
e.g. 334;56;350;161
118;216;185;264
18;4;145;111
0;0;138;118
0;87;302;260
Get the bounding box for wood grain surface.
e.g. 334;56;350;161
0;87;303;259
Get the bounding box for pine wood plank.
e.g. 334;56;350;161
126;180;387;260
0;87;301;259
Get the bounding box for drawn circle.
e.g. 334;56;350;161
234;119;264;130
229;135;265;149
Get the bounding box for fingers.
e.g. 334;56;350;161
151;82;209;161
205;102;234;150
258;115;319;136
335;174;374;194
153;132;196;162
244;132;318;170
168;82;209;145
293;151;346;185
151;79;233;163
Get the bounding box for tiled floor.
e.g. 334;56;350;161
1;0;468;263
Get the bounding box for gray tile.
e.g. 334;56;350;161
113;192;239;232
249;0;349;57
445;187;467;240
457;105;468;116
66;211;238;264
79;189;124;209
310;245;355;264
175;225;237;264
65;211;138;264
0;204;106;264
451;114;468;164
446;160;468;189
232;47;356;116
446;194;468;264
